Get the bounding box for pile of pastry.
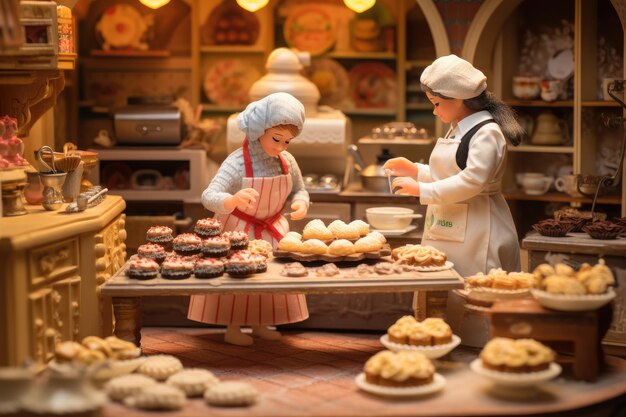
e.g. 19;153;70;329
55;336;140;364
533;260;615;295
387;316;453;347
277;219;387;256
466;268;535;290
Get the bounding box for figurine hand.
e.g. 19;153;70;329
391;177;420;196
289;200;307;221
227;188;259;211
382;157;418;178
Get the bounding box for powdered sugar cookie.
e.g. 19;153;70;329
204;381;258;406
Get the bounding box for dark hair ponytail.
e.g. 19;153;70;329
464;91;523;146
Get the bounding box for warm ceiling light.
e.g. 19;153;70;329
343;0;376;13
139;0;170;9
236;0;269;12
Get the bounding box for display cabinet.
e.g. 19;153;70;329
464;0;625;236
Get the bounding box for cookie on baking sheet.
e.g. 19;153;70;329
136;354;183;381
204;381;258;406
124;383;187;411
167;368;220;397
105;374;158;402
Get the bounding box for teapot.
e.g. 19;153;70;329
530;112;569;146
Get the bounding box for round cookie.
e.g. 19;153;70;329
204;381;258;407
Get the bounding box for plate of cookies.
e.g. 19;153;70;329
391;244;453;271
531;288;616;312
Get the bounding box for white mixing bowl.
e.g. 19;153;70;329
365;207;422;230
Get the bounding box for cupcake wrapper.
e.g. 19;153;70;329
532;225;570;237
174;248;201;256
147;236;173;244
225;264;255;278
586;230;622;240
255;264;268;273
161;270;193;280
195;228;222;238
127;269;158;280
229;241;249;251
194;268;224;279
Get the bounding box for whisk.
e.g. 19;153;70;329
37;146;57;173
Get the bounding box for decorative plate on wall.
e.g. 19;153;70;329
305;58;350;107
203;59;261;106
284;5;336;56
201;2;260;46
95;3;150;51
349;62;397;108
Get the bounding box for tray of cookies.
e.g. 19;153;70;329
273;243;392;263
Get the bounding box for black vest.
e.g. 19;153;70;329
455;119;496;170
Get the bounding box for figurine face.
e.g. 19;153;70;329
426;93;465;124
259;126;295;157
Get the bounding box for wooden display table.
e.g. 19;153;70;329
522;231;626;356
101;261;464;346
0;195;126;366
489;299;613;382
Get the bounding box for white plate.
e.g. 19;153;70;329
379;334;461;359
458;287;532;304
355;372;446;397
412;260;454;272
372;224;417;236
531;288;616;312
470;359;561;387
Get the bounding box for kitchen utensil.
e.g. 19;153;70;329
365;207;423;230
519;173;553;195
37;146;57;173
347;145;396;193
39;171;67;211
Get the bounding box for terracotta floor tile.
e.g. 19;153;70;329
264;356;312;370
294;363;346;380
173;348;231;364
304;380;354;401
261;371;316;388
292;350;342;363
239;363;284;377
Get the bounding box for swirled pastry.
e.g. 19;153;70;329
166;368;220;397
204;381;258;406
480;337;554;373
364;350;435;387
391;244;446;266
136;355;183;381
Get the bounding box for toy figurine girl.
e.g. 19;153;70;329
382;55;524;346
188;92;309;346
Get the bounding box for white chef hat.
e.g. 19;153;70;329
237;92;305;141
420;54;487;100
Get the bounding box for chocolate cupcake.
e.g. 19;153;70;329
172;233;202;256
583;220;624;240
146;226;174;250
201;236;231;258
194;218;223;238
161;256;194;280
557;216;589;233
224;251;256;278
532;219;573;237
127;257;160;280
222;231;249;251
136;243;167;264
193;258;225;279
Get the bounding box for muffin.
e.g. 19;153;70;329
194;218;222;238
136;243;166;264
583;220;624;240
222;231;249;251
251;254;268;273
193;258;224;279
172;233;202;256
532;219;573;237
225;250;256;277
161;257;194;280
201;236;231;258
480;337;555;373
386;316;452;346
146;226;174;249
127;257;160;280
364;350;435;387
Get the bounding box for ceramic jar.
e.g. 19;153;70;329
531;112;569;145
24;169;44;205
512;76;541;100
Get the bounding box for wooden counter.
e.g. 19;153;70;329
0;195;126;366
101;260;464;346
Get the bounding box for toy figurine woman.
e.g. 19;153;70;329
188;92;309;346
382;55;524;345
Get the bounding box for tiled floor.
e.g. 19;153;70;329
101;327;626;417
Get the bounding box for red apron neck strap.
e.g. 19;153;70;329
243;137;290;176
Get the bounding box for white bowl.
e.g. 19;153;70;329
366;207;422;230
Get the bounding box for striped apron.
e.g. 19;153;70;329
188;138;309;325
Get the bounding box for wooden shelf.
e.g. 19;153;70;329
358;138;435;145
342;108;397;116
507;145;575;153
81;56;192;70
90;49;171;58
581;101;623;107
325;51;396;60
504;191;621;205
201;103;245;113
504;100;574;107
199;45;266;54
406;103;432;110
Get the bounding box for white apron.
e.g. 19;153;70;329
419;121;520;346
188;139;308;326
